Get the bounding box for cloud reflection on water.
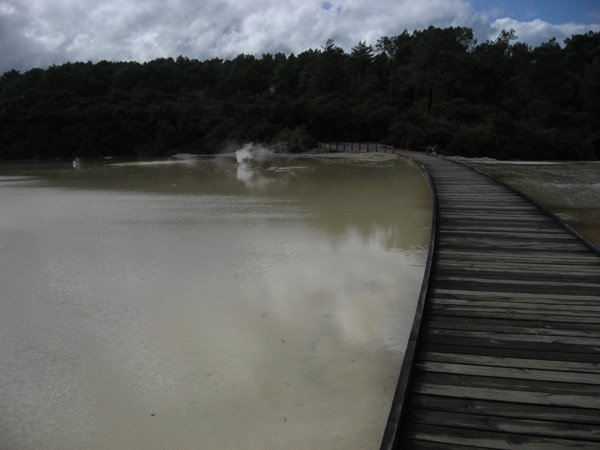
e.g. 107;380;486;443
0;154;431;450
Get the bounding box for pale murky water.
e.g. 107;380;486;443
463;159;600;245
0;154;431;450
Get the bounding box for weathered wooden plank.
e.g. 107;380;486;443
423;315;600;332
437;241;591;252
428;298;600;313
425;302;600;318
405;408;599;441
436;226;584;235
426;307;600;321
410;394;600;425
424;308;600;326
421;342;600;364
422;327;600;347
440;217;553;224
430;289;600;305
438;228;578;236
418;352;600;374
430;288;600;303
438;243;590;253
430;282;600;297
417;369;600;398
435;250;600;262
439;228;567;235
433;275;600;290
433;268;600;283
423;320;600;338
414;360;600;384
435;262;600;275
432;275;600;288
438;208;552;215
439;234;576;243
411;382;600;409
421;334;600;355
440;222;576;230
401;423;600;449
439;227;565;234
434;254;600;267
435;254;600;264
397;440;486;450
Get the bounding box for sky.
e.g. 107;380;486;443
1;0;599;75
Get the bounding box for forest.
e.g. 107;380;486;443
1;26;599;161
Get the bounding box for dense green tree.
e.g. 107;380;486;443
1;27;600;161
348;41;377;96
410;26;475;114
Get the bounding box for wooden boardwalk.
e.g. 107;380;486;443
382;153;600;449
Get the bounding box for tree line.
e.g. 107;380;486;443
1;26;599;161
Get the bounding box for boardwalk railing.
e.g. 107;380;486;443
317;142;394;153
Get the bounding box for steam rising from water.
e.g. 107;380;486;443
235;143;275;188
236;145;254;164
235;142;274;163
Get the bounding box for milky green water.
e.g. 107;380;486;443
0;154;431;450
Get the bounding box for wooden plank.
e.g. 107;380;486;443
410;394;600;425
397;440;488;450
430;288;600;303
414;369;600;398
422;328;600;347
401;423;600;449
436;251;594;260
423;320;600;338
435;249;600;261
418;351;600;374
439;235;576;243
421;334;600;355
430;291;600;306
421;342;600;363
435;262;600;275
433;275;600;290
427;298;600;313
437;242;590;252
414;360;600;384
438;242;573;251
430;282;600;297
439;228;567;235
405;408;599;441
432;268;600;283
423;315;600;333
436;227;587;237
411;383;600;410
424;306;600;323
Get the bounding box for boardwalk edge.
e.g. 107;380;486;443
380;153;438;450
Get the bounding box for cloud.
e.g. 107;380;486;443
0;0;599;75
0;0;474;74
487;17;600;47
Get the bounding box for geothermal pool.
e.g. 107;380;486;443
0;153;431;449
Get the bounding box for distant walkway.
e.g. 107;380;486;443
382;152;600;449
317;142;394;153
